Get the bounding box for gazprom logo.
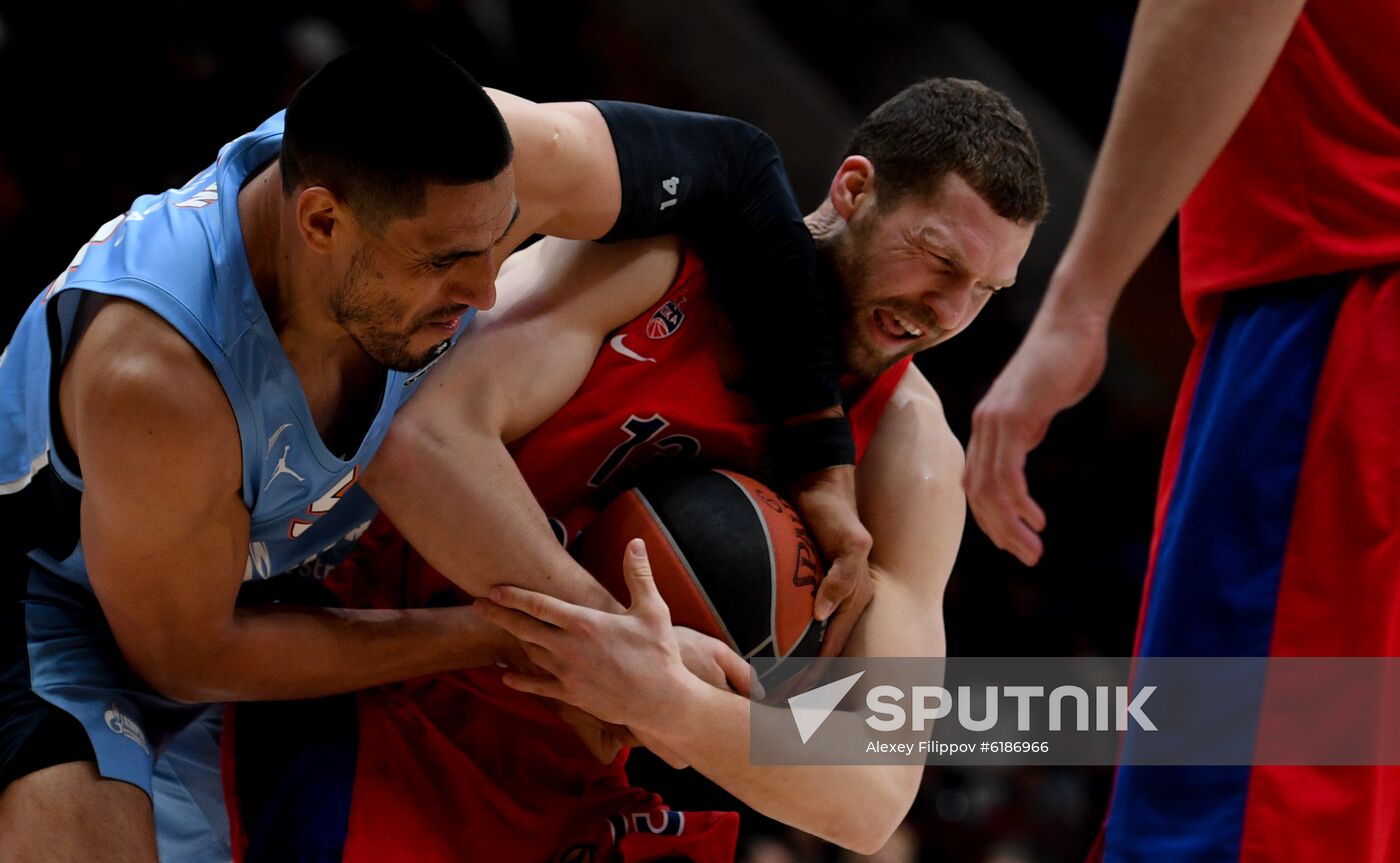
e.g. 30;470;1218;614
104;704;151;754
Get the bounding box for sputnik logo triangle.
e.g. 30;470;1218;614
787;671;864;744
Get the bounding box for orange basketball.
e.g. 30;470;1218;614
575;468;824;682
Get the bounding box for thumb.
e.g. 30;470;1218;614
814;556;859;621
622;538;662;613
713;642;759;699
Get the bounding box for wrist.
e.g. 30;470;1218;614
1043;235;1134;320
1039;268;1115;336
776;415;856;479
447;604;515;669
635;665;716;746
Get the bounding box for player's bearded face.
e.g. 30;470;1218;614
835;211;944;378
331;248;460;372
834;175;1037;377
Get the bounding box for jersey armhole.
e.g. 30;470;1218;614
44;281;257;505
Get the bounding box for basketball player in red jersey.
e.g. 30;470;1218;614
228;78;1046;861
965;2;1400;860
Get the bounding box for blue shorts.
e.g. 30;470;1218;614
3;549;231;861
1096;268;1400;862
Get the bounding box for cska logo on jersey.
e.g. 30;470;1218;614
645;300;685;339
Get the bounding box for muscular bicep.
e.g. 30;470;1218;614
488;90;621;252
62;300;247;699
844;369;966;660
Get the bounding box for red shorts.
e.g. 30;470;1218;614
226;517;738;863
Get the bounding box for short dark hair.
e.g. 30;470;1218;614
280;42;514;230
844;78;1047;223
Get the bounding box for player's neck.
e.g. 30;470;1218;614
238;162;342;349
238;161;284;302
804;203;843;248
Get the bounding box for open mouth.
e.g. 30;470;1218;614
873;308;925;341
422;308;468;334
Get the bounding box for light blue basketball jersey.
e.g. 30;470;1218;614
0;111;470;587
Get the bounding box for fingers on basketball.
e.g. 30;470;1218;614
576;468;827;685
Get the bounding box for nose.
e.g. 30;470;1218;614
924;278;975;333
445;254;497;311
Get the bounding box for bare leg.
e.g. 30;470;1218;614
0;761;158;862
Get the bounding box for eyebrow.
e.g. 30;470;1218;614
425;202;521;265
918;230;1016;289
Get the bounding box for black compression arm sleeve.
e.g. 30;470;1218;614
590;100;854;474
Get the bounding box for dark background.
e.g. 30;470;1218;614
0;3;1193;861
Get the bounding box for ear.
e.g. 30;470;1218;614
827;156;876;221
295;186;349;255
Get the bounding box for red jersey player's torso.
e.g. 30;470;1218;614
1179;0;1400;330
333;245;909;614
509;245;908;551
508;245;771;550
314;247;911;863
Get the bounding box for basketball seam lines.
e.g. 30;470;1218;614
715;470;780;657
632;489;743;655
744;635;774;661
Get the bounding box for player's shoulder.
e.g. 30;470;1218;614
63;297;236;453
878;366;964;480
70;189;220;286
859;366;966;599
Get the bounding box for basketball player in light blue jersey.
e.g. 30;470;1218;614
0;33;901;857
0;43;519;861
0;40;881;861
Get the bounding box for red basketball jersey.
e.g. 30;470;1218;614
509;244;908;551
259;248;912;863
1179;0;1400;329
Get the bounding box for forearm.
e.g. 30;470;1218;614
1050;0;1306;318
142;604;502;703
639;677;919;854
366;421;621;612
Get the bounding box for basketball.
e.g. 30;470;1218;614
575;468;825;681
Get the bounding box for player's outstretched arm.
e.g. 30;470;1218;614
477;369;962;853
489;92;872;632
965;0;1307;565
68;300;514;702
365;238;683;611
